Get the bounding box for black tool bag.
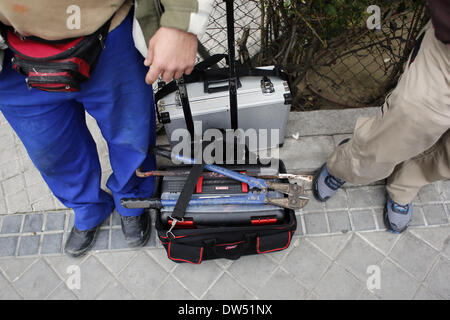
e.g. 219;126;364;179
154;161;297;264
152;0;296;263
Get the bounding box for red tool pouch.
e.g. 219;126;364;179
4;19;111;92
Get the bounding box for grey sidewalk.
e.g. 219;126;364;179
0;108;449;300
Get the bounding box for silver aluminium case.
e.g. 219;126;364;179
157;66;292;152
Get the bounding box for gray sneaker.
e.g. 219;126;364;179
312;164;346;202
312;138;349;202
383;194;412;234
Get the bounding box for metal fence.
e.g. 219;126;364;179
197;1;262;65
197;0;429;110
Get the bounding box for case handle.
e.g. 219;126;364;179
203;77;242;94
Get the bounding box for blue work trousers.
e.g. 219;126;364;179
0;11;156;230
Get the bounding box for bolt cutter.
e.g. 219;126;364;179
121;146;309;210
135;168;313;183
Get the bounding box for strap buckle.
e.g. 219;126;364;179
166;216;183;239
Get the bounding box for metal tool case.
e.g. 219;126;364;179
157;67;292;151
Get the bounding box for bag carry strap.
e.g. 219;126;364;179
166;156;205;238
176;76;195;139
195;53;228;72
225;0;238;130
170;163;205;221
170;76;207;224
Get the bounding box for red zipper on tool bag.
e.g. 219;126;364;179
251;217;277;225
195;176;204;193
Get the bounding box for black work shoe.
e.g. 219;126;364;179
120;210;151;248
64;225;99;258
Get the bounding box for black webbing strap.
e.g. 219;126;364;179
195;53;228;72
225;0;238;130
171;162;205;221
176;76;195;139
203;66;286;79
154;61;286;104
170;76;205;222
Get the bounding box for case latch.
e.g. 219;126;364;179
160;111;171;124
261;76;275;94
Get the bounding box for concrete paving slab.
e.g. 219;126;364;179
0;108;448;300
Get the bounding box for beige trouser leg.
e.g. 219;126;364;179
327;21;450;205
386;130;450;204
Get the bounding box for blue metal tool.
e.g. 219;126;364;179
122;192;270;208
149;146;269;190
148;146;310;199
121;191;303;210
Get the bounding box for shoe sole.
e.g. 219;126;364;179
125;212;152;248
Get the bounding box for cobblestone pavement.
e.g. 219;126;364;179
0;108;449;300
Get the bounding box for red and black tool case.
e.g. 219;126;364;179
159;164;288;228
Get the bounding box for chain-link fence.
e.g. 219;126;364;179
197;1;262;65
197;0;429;110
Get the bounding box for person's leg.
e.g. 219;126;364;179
0;101;114;230
382;131;449;233
329;23;449;184
387;130;450;204
0;47;115;257
77;9;156;246
316;21;450;200
0;43;115;233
